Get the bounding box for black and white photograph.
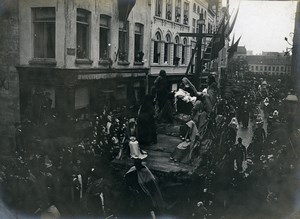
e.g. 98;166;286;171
0;0;299;218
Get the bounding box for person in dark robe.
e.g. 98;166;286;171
241;101;250;128
137;95;157;146
154;70;169;112
252;120;266;158
233;137;247;172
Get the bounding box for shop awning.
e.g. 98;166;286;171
118;0;136;21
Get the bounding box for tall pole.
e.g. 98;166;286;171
195;13;205;91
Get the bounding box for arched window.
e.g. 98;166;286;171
173;36;180;65
182;38;187;65
164;34;171;64
197;6;200;14
193;3;196;12
204;11;207;19
153;32;161;63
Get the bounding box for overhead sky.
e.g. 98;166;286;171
227;0;297;55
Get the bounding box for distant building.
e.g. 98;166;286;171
246;50;253;56
247;54;292;76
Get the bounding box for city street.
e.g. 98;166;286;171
0;0;299;218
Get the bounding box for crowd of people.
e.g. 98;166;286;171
1;68;299;218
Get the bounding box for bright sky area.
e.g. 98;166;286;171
227;0;297;55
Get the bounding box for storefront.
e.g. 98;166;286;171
17;66;148;123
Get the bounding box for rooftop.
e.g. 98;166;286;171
246;55;292;65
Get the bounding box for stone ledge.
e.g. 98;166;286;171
29;59;57;66
118;61;130;66
75;59;93;65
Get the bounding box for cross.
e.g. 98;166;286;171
179;13;215;90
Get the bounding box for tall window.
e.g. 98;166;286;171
173;36;180;65
166;0;172;20
193;3;196;12
32;7;55;58
77;9;90;59
175;0;181;23
134;23;144;62
164;34;171;64
155;0;162;17
182;38;187;64
118;21;129;61
269;66;271;71
183;2;189;25
99;15;111;60
197;6;200;14
153;32;161;64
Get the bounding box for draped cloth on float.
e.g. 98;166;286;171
118;0;136;21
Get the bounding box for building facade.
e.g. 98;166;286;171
149;0;219;90
17;0;152;122
0;0;20;145
247;54;292;76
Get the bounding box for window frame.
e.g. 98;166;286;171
153;32;161;64
164;34;171;64
118;21;129;62
166;0;172;20
181;38;187;65
99;14;111;60
76;8;91;60
32;7;56;59
175;0;181;23
134;23;144;63
155;0;162;17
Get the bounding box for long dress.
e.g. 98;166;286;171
171;120;199;163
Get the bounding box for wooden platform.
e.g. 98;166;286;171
111;134;193;176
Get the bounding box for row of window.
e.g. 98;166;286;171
153;31;188;65
250;65;291;72
155;0;206;25
33;7;144;63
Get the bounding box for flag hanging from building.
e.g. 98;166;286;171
202;16;229;63
118;0;136;21
227;35;242;60
226;7;239;37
